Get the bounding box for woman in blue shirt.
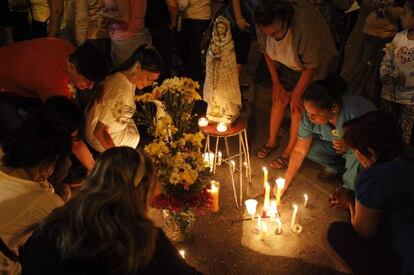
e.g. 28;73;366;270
328;111;414;274
281;78;376;195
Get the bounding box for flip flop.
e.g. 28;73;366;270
270;156;289;169
256;144;279;159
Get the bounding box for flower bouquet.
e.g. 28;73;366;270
135;77;213;241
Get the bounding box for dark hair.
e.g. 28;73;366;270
254;0;294;26
2;120;72;169
40;96;85;140
343;111;403;162
114;44;164;73
69;41;111;83
302;77;347;110
35;147;156;274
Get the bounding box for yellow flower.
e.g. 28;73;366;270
180;169;199;187
144;141;170;160
135;93;155;103
169;171;181;184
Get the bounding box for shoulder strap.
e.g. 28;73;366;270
0;237;19;262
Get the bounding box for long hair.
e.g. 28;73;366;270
35;147;157;274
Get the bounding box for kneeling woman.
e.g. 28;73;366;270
20;147;202;274
328;111;414;274
85;45;163;153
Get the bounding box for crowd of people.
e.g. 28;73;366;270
0;0;413;274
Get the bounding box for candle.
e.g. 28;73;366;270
217;151;222;166
209;181;220;212
217;122;227;132
230;160;235;173
179;250;186;259
331;129;340;140
268;200;278;218
263;182;270;213
275;217;282;234
261;221;268;237
203;152;215;172
275;177;286;206
243;162;248;177
291;204;298;228
198;117;208;127
304;194;308;207
257;214;262;231
244;199;258;220
262;167;268;188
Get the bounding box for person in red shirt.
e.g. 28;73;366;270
0;37;110;176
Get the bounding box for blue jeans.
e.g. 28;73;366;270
306;138;360;190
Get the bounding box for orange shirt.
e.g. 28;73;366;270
0;38;76;101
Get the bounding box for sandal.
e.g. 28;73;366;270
256;144;279;159
270;156;289;170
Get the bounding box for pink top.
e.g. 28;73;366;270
105;0;146;41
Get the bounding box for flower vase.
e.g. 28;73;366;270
162;210;194;242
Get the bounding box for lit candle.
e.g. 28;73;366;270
331;129;340;140
198;117;208;127
203;152;215;172
209;181;220;212
263;182;270;213
217;151;222;166
230;160;235;173
275;177;286;206
262;167;268;188
243;162;248;177
179;250;186;259
268;200;277;218
304;194;308;207
291;204;298;228
275;217;282;234
257;214;262;231
217;122;227;132
244;199;258;220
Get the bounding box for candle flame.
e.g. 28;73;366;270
275;177;286;189
262;167;268;173
179;250;186;258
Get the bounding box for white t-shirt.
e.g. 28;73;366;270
181;0;211;20
0;168;63;274
86;72;140;152
266;29;303;71
381;30;414;105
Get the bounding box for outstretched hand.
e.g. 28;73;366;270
329;186;353;210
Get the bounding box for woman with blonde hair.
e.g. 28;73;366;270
20;147;202;274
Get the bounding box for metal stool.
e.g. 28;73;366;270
200;117;252;208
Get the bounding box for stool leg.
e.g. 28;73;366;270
213;137;220;174
238;132;243;207
242;129;252;183
224;136;239;208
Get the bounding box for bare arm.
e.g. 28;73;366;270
94;121;116;150
232;0;249;30
102;0;130;23
350;201;382;239
165;0;179;28
72;139;95;171
290;68;316;114
75;0;88;45
283;136;313;194
264;53;280;85
48;0;63;37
